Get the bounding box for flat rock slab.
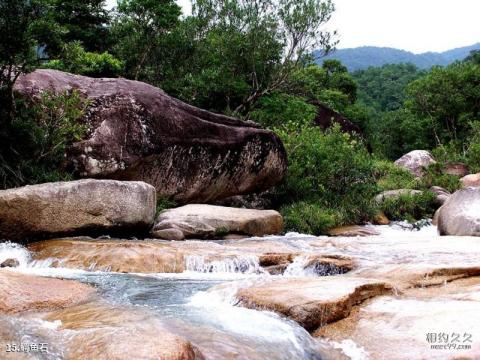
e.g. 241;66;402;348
152;204;283;239
28;238;185;273
0;179;156;242
43;302;204;360
0;269;95;313
15;69;287;204
236;277;392;331
316;283;480;360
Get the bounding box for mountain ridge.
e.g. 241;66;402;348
315;43;480;71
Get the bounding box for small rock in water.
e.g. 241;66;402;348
0;258;19;268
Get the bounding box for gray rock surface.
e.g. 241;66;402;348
0;179;156;242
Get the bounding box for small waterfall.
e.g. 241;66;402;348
283;256;350;277
185;255;266;274
0;242;32;267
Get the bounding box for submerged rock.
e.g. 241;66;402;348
0;179;156;242
151;204;283;239
236;277;392;331
437;187;480;236
15;69;287;204
0;270;95;313
394;150;436;177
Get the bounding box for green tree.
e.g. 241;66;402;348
353;63;423;112
0;0;38;133
35;0;111;57
44;42;124;78
113;0;181;80
405;61;480;146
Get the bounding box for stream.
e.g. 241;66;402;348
1;224;479;360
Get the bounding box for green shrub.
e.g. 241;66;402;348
465;121;480;173
274;124;378;231
0;90;87;188
44;42;124;78
372;159;417;191
419;163;461;193
380;191;437;222
281;202;340;235
156;197;176;215
249;93;316;129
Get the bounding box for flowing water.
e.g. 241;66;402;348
1;224;480;360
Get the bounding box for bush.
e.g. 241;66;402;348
380;191;437;222
419;163;461;193
249;93;316;129
44;42;124;78
156;197;177;215
0;90;87;188
282;202;339;235
275;124;378;234
373;159;417;191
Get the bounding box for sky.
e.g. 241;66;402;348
108;0;480;54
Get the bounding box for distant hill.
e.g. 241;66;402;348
315;43;480;71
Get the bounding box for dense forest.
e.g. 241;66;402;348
318;43;480;71
1;0;480;235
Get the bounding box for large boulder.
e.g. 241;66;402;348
152;204;283;240
394;150;436;177
0;179;156;242
15;69;287;204
460;173;480;187
437;187;480;236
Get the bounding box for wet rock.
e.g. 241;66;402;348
259;253;297;267
372;212;390;225
15;69;287;204
460;173;480;187
327;226;380;237
443;162;469;177
152;205;283;239
0;259;19;268
394;150;436;177
44;302;204;360
437;187;480;236
303;254;356;275
375;189;422;203
236;277;392;331
0;270;95;313
430;186;451;206
0;179;156;243
316;285;480;360
28;238;186;273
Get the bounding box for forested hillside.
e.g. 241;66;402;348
1;0;480;234
317;43;480;71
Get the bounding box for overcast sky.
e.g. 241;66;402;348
109;0;480;54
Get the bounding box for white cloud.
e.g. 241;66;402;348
328;0;480;53
106;0;479;53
